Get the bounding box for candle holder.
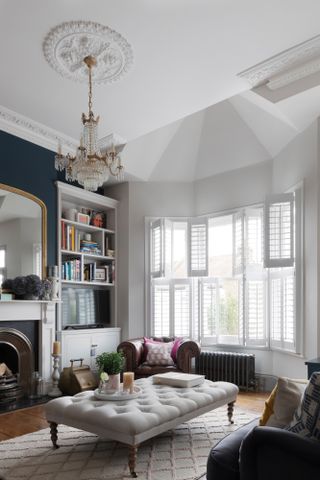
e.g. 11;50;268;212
48;354;62;398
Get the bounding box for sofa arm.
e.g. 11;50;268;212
240;426;320;480
176;339;200;373
117;339;144;372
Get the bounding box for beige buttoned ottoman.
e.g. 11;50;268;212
45;377;238;477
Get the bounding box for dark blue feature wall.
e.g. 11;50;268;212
0;131;58;265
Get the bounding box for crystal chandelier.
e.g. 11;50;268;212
55;56;124;192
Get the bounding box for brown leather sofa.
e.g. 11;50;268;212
117;336;201;378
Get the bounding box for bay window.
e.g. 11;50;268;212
148;188;302;354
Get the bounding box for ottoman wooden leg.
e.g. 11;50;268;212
129;444;138;478
227;401;235;424
49;422;60;449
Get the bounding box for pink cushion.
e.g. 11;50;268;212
171;337;183;362
145;342;174;366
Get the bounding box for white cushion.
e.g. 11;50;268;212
145;342;174;366
266;377;307;428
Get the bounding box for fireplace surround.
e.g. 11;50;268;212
0;301;56;389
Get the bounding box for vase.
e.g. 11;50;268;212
108;373;121;392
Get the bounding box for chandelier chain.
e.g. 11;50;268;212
88;63;93;113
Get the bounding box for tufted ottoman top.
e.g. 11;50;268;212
45;377;238;445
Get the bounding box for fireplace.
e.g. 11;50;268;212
0;301;56;388
0;327;34;404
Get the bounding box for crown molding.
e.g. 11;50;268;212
0;105;78;153
238;34;320;88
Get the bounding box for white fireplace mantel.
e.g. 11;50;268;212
0;300;56;381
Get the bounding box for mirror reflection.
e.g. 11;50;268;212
0;187;43;283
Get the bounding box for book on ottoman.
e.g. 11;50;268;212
152;372;205;388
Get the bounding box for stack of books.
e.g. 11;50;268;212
62;259;81;281
80;239;101;255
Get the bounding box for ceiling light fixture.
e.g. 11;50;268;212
55;55;124;192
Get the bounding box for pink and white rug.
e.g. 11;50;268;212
0;406;257;480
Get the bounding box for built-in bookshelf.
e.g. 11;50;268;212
56;182;120;368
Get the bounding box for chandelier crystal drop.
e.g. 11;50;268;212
55;55;124;192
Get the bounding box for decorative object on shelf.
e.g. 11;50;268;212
2;275;42;300
96;351;125;393
54;55;125;192
40;278;53;301
47;265;59;300
0;289;14;301
91;211;106;228
48;351;62;398
77;212;90;225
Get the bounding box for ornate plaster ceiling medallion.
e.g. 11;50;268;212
43;21;133;84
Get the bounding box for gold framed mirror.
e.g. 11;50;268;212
0;183;47;279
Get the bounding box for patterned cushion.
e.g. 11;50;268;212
286;372;320;440
145;342;174;366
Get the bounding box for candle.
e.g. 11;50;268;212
123;372;134;394
52;341;61;355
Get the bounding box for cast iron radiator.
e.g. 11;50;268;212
195;351;256;390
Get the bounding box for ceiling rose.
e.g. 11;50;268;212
43;21;134;84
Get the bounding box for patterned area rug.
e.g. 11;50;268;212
0;406;257;480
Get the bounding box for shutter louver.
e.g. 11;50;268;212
270;275;282;346
152;282;170;337
200;279;218;344
233;211;244;276
188;219;208;277
246;279;266;346
264;193;294;268
173;281;191;337
151;219;163;277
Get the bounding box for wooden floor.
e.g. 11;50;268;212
0;391;268;441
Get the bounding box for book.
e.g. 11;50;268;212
152;372;205;388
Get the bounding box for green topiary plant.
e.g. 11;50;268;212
96;351;125;375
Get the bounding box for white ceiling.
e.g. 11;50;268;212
1;0;320;182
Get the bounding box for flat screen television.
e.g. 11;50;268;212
61;287;110;329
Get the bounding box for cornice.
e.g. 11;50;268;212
0;105;78;153
238;34;320;89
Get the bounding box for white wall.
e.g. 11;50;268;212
194;159;272;215
271;120;319;378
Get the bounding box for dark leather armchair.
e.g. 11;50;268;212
117;336;200;378
206;419;320;480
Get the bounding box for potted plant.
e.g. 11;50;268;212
96;351;125;392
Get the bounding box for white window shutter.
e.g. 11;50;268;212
152;281;170;337
245;279;267;346
188;218;208;277
163;219;173;277
270;269;295;351
246;208;263;268
150;219;163;277
200;279;218;344
233;211;244;276
173;280;191;337
264;193;294;268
